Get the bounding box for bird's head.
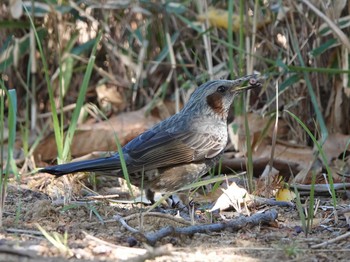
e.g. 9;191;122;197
183;75;261;120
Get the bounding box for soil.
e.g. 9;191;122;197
2;173;350;262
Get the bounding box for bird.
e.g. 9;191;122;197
41;75;261;203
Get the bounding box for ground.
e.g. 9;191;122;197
1;173;350;262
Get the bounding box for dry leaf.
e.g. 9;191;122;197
255;164;280;197
321;133;350;163
254;144;314;176
197;7;241;31
35;107;160;161
210;182;250;212
275;188;296;202
343;212;350;226
197;7;271;32
229;113;289;155
10;0;22;19
96;84;126;114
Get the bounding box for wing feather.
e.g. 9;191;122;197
124;129;225;173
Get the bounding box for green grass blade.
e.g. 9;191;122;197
6;89;18;178
285;110;336;207
293;186;307;235
310;38;338;57
0;84;17;227
23;5;63;159
113;133;134;199
287;22;328;144
62;31;102;161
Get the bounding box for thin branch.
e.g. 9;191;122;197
116;209;278;246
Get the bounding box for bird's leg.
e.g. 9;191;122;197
145;189;155;204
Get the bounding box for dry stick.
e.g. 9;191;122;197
311;231;350;249
38;103;77;118
85;194;120;200
291;183;350;192
114;214;139;234
113;212;192;233
250;196;295;208
116;209;278;246
6;228;43;236
143;209;278;246
0;246;36;258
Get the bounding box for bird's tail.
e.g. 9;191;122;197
40;155;121;177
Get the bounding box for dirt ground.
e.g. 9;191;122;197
2;173;350;262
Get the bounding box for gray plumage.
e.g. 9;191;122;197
41;75;260;202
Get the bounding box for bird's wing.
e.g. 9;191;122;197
123;129;224;173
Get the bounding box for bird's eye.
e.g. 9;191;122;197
217;86;226;93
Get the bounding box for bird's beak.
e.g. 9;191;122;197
230;74;261;92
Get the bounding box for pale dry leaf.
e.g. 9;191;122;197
260;164;279;180
210;182;250;212
321;133;350;163
332;158;350;178
344;212;350;226
229;113;289;155
96;84;126;113
229;113;268;154
10;0;23;19
255;164;280;197
293;158;323;184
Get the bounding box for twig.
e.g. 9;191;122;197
145;209;277;246
116;209;278;246
291;183;350;192
6;228;43;236
85;194;120;200
311;231;350;249
0;246;36;258
114;214;139;233
250;196;295;208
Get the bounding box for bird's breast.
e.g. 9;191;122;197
190;118;228;137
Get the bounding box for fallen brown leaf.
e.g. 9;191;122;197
35;107;160;161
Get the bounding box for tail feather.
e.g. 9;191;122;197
40;155;121;176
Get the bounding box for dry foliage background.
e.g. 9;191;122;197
1;0;350;261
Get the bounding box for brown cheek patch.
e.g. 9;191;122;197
206;92;224;115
